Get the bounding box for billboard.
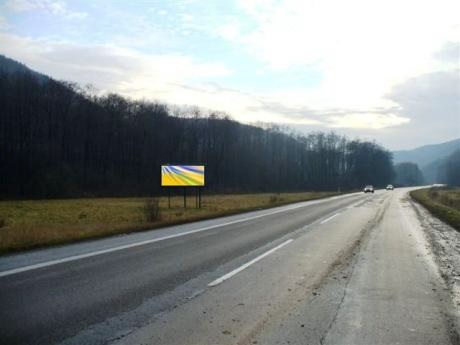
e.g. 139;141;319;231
161;165;205;186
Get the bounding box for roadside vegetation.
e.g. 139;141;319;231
410;187;460;231
0;191;338;254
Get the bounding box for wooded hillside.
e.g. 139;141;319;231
0;55;395;198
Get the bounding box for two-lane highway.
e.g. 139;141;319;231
1;192;366;344
1;189;458;345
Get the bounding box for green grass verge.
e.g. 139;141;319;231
0;191;339;254
410;187;460;231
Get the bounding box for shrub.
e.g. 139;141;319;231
144;197;161;222
429;189;439;199
269;194;282;204
0;218;5;228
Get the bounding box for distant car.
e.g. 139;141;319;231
386;184;394;190
363;185;374;193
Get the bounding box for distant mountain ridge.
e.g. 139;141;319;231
393;138;460;167
393;138;460;183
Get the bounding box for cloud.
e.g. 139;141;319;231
434;41;460;65
0;33;230;86
5;0;87;19
0;31;419;134
216;0;459;144
216;19;241;41
1;0;458;149
233;0;459;70
5;0;37;11
247;99;409;128
329;113;409;130
0;33;282;121
0;16;7;29
386;69;460;140
231;0;458;105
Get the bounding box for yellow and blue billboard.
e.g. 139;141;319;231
161;165;205;186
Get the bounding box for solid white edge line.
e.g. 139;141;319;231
208;239;293;287
0;193;359;278
320;213;340;224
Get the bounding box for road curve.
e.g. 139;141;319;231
0;189;458;345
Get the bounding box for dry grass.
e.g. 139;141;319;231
410;187;460;231
0;192;338;254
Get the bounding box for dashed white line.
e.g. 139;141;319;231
208;239;294;287
0;194;360;277
320;213;340;224
347;201;362;209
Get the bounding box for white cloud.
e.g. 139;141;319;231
216;20;241;41
434;41;460;66
220;0;460;130
0;34;280;120
234;0;458;71
0;16;7;29
329;113;410;129
0;32;334;125
0;33;229;84
5;0;36;11
0;31;425;132
5;0;87;19
1;0;458;146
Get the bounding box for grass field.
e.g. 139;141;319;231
410;187;460;231
0;191;339;254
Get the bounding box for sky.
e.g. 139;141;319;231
0;0;459;150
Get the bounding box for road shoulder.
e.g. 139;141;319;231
409;195;460;338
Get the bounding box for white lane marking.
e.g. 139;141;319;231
320;213;340;224
0;194;359;277
208;239;293;287
347;201;362;209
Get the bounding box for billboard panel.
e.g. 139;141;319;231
161;165;205;186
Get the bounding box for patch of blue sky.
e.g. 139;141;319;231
1;0;322;93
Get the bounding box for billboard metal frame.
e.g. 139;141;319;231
161;164;204;209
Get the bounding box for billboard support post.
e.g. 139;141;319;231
195;187;201;209
168;189;171;209
183;187;187;208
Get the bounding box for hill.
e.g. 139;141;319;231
0;55;394;198
0;55;49;81
393;138;460;167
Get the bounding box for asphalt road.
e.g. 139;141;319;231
0;189;458;345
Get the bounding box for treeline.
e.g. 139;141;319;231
0;56;395;198
394;162;424;187
437;150;460;186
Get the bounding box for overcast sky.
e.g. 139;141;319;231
0;0;459;150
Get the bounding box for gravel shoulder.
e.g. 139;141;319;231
410;194;460;320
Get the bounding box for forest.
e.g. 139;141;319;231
0;55;395;198
434;150;460;186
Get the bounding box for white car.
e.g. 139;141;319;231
386;184;394;190
363;185;374;193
